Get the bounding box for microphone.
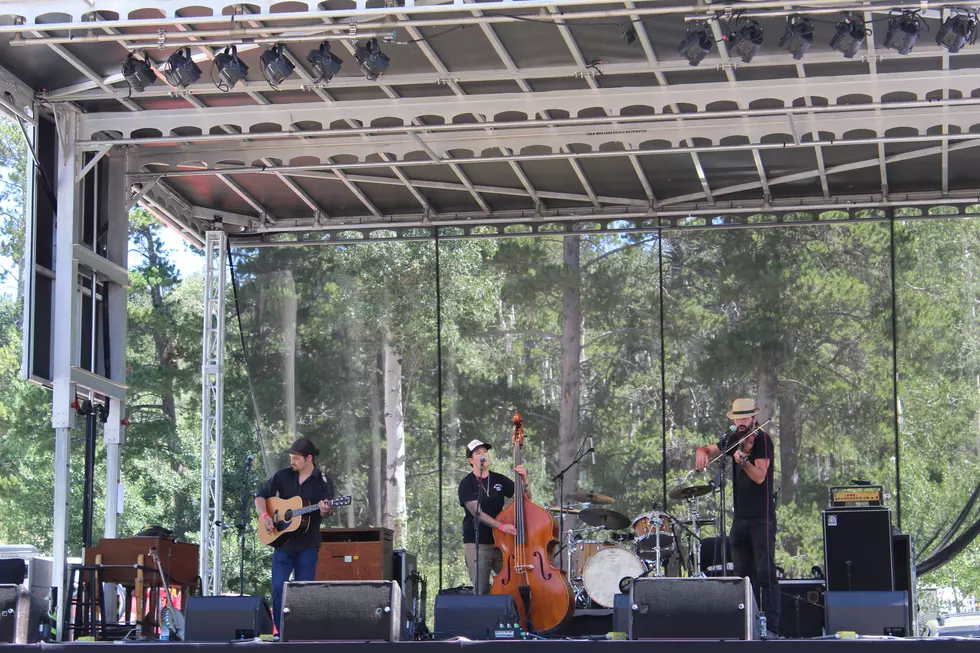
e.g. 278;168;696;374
480;456;487;463
245;453;256;466
214;520;234;530
721;425;737;455
589;436;596;465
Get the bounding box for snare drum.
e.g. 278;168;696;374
571;540;613;580
582;547;646;608
632;511;675;555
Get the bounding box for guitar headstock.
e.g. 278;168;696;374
512;413;525;448
332;494;352;508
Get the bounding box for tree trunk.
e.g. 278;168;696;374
383;332;407;546
778;389;801;507
559;236;583;497
368;357;384;525
756;345;778;426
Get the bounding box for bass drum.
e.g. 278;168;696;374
581;547;645;608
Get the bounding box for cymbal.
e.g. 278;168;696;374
679;518;716;527
578;508;631;530
567;491;614;505
669;485;713;500
547;506;581;515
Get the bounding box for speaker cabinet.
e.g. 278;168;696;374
629;577;758;640
892;534;917;635
282;580;402;642
780;579;825;638
183;595;273;641
433;593;518;640
823;508;893;591
0;584;41;643
825;590;909;637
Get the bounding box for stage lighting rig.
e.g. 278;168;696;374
883;10;923;55
936;12;977;53
778;15;814;60
726;17;764;63
618;22;637;44
307;41;343;83
260;44;295;87
164;48;201;89
829;13;867;58
677;22;713;66
355;38;390;81
121;52;156;93
214;45;249;90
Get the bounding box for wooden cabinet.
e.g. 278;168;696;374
315;528;393;581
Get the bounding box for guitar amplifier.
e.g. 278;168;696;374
0;584;41;644
823;507;893;591
780;579;825;638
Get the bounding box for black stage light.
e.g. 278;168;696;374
121;52;156;92
936;13;977;53
214;45;249;89
307;41;343;83
164;47;201;88
778;15;814;60
260;44;295;87
354;38;390;81
829;13;867;58
677;23;713;66
883;10;921;55
727;17;764;63
618;22;637;44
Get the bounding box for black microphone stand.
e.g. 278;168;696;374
473;457;489;594
238;455;254;595
551;446;595;573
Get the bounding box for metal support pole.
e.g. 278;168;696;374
200;230;227;596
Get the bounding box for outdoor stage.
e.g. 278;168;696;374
4;639;980;652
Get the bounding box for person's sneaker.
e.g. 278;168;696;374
766;630;784;639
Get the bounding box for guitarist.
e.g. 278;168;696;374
254;437;334;632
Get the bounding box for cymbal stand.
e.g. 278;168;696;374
650;516;665;578
689;496;705;577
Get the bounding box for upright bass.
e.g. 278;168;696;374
491;413;574;633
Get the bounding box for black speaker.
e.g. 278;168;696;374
392;550;417;606
779;579;825;638
433;593;517;640
282;580;403;642
892;534;917;634
183;595;273;641
613;592;631;633
825;590;909;636
700;536;734;576
823;508;893;591
629;577;758;640
0;584;41;643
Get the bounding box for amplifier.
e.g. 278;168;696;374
183;595;273;641
0;584;41;644
779;579;825;638
282;580;403;642
629;577;758;640
825;590;909;637
823;507;893;591
433;593;518;640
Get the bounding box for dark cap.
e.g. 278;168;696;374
288;437;319;458
465;439;492;458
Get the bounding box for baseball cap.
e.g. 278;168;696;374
465;439;492;458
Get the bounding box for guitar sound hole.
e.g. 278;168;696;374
284;510;293;520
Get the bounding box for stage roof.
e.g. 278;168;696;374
2;0;979;246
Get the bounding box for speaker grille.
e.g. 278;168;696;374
183;595;272;641
282;581;401;641
630;577;756;639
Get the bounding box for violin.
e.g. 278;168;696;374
490;413;574;633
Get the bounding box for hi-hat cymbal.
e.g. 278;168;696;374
669;485;713;500
679;518;716;527
547;506;581;515
578;508;631;530
567;491;614;505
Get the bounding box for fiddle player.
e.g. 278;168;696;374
255;437;334;632
695;398;780;636
458;439;530;594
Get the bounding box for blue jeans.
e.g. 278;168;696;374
271;547;319;632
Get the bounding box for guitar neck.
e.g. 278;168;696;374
291;497;345;517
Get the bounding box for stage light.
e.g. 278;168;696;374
121;52;156;93
214;45;249;90
260;44;295;87
354;38;390;81
726;17;763;63
936;13;977;53
164;47;201;88
677;22;713;66
829;13;867;58
618;22;637;45
307;41;343;83
778;15;814;60
883;11;922;55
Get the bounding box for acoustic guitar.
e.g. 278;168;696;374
257;494;352;547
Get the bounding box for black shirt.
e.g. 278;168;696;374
718;429;776;521
458;471;515;544
257;466;335;552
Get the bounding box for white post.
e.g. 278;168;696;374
51;107;80;641
200;230;227;595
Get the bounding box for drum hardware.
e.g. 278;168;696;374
566;492;615;505
578;508;631;530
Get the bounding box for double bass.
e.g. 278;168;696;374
491;413;575;633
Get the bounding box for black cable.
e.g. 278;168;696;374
396;24;468;44
16;116;58;214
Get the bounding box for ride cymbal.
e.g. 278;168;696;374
668;485;713;500
567;491;614;504
578;508;631;530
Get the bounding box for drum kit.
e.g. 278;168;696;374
549;484;719;609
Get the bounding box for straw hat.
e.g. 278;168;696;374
726;398;759;420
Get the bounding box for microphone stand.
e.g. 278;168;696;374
474;458;489;594
238;455;254;595
551;446;595;573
